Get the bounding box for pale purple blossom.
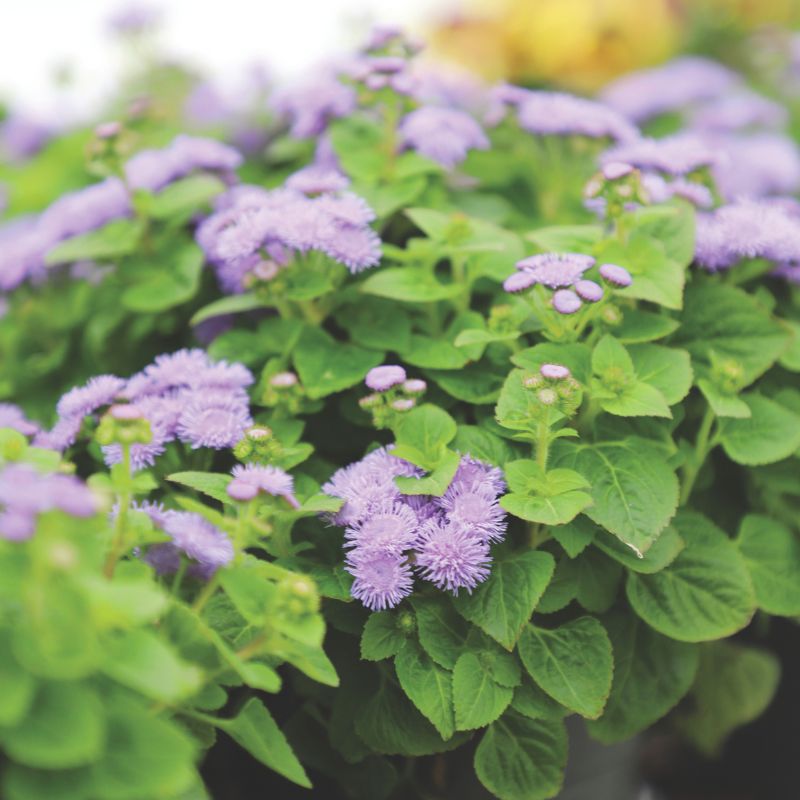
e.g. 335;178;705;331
403;379;427;394
503;270;538;293
602;161;634;180
391;398;415;412
162;511;234;575
344;501;419;554
599;263;633;286
398;106;489;168
515;91;638;142
600;57;739;122
227;463;297;505
0;403;39;436
435;483;506;544
415;519;491;593
271;74;357;139
601;134;717;176
347;551;414;611
514;252;595;289
574;279;604;302
552;289;582;314
285;165;350;195
689;90;787;133
56;375;125;419
0;115;50;161
176;397;252;449
540;363;571;380
366;365;407;391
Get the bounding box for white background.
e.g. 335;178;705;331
0;0;454;120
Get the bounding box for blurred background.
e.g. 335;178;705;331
2;0;800;121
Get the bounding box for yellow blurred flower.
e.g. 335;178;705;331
432;0;682;90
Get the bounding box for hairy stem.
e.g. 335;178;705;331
680;404;717;506
103;443;132;579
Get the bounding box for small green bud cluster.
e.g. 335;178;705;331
523;364;581;417
95;404;152;447
488;304;518;335
261;371;304;414
275;575;320;619
233;425;283;463
584;162;647;221
710;355;746;395
360;378;426;429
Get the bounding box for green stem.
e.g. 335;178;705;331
103;443;132;579
535;419;550;471
171;559;188;596
680;404;716;506
192;573;221;615
451;255;470;311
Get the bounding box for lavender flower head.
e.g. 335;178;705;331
600;56;739;123
599;264;633;287
324;449;506;609
271;73;357;139
601;134;717;176
515;91;638;143
0;464;98;541
366;365;407;391
553;289;582;314
162;511;234;577
176;397;252;449
575;279;604;302
56;375;125;419
513;252;595;289
398;106;489;168
689;90;787;133
227;463;297;506
540;363;570;380
0;403;39;436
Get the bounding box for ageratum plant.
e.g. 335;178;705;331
1;21;799;800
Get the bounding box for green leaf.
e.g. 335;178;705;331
549;516;595;558
718;393;800;465
779;319;800;371
586;611;699;743
672;283;789;386
453;551;555;649
394;404;457;465
81;574;168;627
674;642;780;756
217;698;310;788
736;514;800;616
501;461;593;525
526;223;602;252
518;618;613;719
629;344;693;405
360;267;461;302
411;595;469;669
596;380;672;418
167;471;233;504
592;334;634;376
428;365;504;403
554;437;679;557
361;613;406;661
293;326;383;399
452;425;515;467
339;300;412;353
626;511;756;642
0;640;35;726
403;335;469;369
90;698;197;799
355;679;465;756
453;652;513;730
511;677;568;721
3;682;105;769
474;713;567;800
219;567;275;626
394;449;461;496
45;218;144;265
120;241;204;311
149;174;225;219
615;309;680;343
697;378;751;418
102;629;203;703
502;490;593;526
594;524;684;573
395;640;455;739
190;293;264;326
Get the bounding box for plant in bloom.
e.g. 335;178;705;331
1;15;799;800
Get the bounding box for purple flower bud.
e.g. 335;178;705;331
270;371;299;388
540;363;571;380
602;161;634;180
227;480;259;502
552;289;582;314
599;263;633;287
403;379;427;394
575;279;604;302
366;365;407;392
503;270;538;293
95;121;122;139
391;398;415;412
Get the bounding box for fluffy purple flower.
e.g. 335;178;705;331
107;3;161;35
451;456;506;496
415;519;491;593
347;551;413;611
144;543;182;575
602;134;716;176
366;365;407;391
344;501;419;554
1;115;50;161
0;403;39;436
694;200;800;271
176;397;252;449
553;289;582;314
33;416;84;452
690;90;787;133
56;375;125;419
436;484;506;544
599;263;633;287
102;427;168;471
398;107;489;168
515;91;638;142
227;463;296;505
391;398;415;412
540;363;571;380
503;270;538;293
574;279;604;302
271;74;357;139
641;174;714;209
285;164;350;195
600;57;739;123
514;253;595;289
403;379;427;394
0;464;98;541
163;511;234;574
39;179;131;241
602;161;634;180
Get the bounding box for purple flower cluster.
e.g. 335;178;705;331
227;463;298;506
196;182;381;292
135;504;234;579
398;106;490;168
0;135;242;293
0;463;98;541
600;57;739;123
322;448;506;610
0;403;40;436
601;134;717;177
35;349;253;469
694;200;800;272
271;73;357;139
